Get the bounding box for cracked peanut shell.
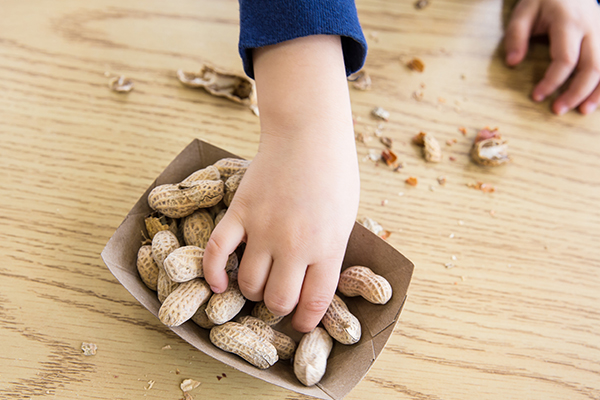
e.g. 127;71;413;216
321;294;362;345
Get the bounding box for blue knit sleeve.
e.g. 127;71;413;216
238;0;367;79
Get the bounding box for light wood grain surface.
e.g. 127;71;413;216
1;0;599;399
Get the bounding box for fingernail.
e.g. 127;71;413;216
582;103;597;115
532;92;544;102
556;104;568;115
210;285;222;293
507;51;519;65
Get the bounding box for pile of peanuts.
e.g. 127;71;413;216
136;157;393;386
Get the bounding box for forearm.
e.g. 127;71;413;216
253;35;355;150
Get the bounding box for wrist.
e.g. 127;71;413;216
253;35;355;145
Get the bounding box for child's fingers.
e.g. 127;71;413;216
504;0;538;66
262;257;306;317
291;260;342;333
579;84;600;114
532;24;582;102
203;212;246;293
552;35;600;115
236;241;272;302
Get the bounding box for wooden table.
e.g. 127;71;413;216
1;0;599;399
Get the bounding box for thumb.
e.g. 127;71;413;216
504;0;539;66
203;210;245;293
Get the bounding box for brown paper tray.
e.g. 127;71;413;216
101;139;414;399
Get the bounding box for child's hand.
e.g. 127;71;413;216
504;0;600;115
203;35;359;333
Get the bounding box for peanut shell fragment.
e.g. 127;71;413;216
210;322;278;369
144;212;178;241
470;129;510;166
177;65;258;114
413;132;442;162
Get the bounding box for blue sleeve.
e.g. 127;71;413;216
238;0;368;79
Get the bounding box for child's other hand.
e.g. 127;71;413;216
202;36;359;333
504;0;600;115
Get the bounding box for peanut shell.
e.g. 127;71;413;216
144;212;178;241
182;209;214;248
470;138;510;166
251;301;284;326
223;172;244;207
151;230;180;268
321;294;362;345
294;327;333;386
338;266;392;304
157;268;180;303
205;277;246;325
238;316;296;360
159;279;212;327
148;180;224;219
209;322;278;369
136;245;159;291
213;158;250;181
164;247;238;283
180;165;220;187
191;302;215;329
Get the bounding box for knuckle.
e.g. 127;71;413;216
264;294;297;317
302;295;333;315
237;275;264;302
205;235;226;255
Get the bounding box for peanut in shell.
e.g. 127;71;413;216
338;266;392;305
294;327;333;386
321;294;361;345
151;230;180;269
191;302;215;329
148;180;224;219
164;247;238;283
205;277;246;325
158;279;212;327
180;165;220;187
209;322;278;369
182;209;214;248
238;316;296;360
213;158;250;181
136;245;159;291
223;172;244;207
157;268;180;303
251;301;284;326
